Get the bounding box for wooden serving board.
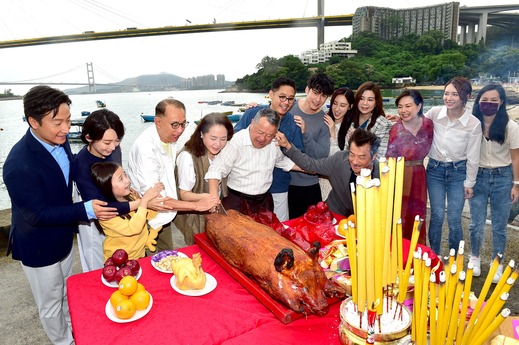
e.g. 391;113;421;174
195;232;303;324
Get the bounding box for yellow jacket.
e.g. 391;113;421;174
100;206;161;261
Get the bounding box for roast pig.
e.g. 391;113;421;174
205;209;330;315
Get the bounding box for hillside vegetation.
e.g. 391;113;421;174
235;29;519;92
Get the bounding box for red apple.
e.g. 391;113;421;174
102;265;117;282
104;257;115;267
111;249;128;267
316;201;328;214
307;205;317;213
115;266;133;283
125;259;140;275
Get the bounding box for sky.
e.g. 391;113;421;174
1;0;519;95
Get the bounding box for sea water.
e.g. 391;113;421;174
0;89;268;210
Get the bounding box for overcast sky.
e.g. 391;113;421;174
1;0;519;94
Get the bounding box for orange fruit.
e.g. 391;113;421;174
136;283;146;293
130;290;150;310
114;299;136;319
110;290;128;308
347;214;356;226
118;275;138;296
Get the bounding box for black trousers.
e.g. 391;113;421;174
223;188;274;214
288;183;322;219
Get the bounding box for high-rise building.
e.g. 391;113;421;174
353;2;460;41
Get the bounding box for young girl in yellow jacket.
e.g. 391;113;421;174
91;161;164;261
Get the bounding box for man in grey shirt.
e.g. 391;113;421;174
288;73;334;218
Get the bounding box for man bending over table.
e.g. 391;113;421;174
276;128;380;217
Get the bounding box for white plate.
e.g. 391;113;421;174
150;251;188;273
105;293;153;323
334;224;345;238
101;267;142;288
170;273;217;296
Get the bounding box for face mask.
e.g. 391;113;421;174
479;101;499;116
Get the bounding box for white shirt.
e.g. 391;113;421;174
204;126;295;195
425;105;482;188
329;122;342;156
128;126;178;229
479;119;519;168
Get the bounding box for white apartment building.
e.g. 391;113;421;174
300;40;358;65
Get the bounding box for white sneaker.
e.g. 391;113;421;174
492;264;504;284
469;255;481;277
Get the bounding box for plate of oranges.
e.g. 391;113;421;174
106;275;153;323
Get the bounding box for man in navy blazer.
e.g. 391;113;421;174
3;85;117;345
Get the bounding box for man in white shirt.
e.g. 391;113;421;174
205;108;301;213
128;98;219;251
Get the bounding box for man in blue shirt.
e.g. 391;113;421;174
234;77;303;221
3;85;117;344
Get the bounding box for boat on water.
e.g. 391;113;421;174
194;112;242;125
67;118;85;141
140;115;155;122
96;100;106;108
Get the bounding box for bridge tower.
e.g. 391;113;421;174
317;0;324;49
86;62;96;93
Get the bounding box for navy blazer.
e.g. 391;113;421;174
3;129;89;267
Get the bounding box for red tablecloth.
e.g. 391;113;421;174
67;244;343;345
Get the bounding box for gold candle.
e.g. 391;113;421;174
346;222;358;307
437;271;447;345
471;292;509;342
418;256;431;345
461;255;502;345
364;179;375;311
470;259;515;341
355;176;367;314
446;271;465;345
456;262;474;343
429;272;438;345
471;309;511;345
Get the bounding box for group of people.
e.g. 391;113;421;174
3;73;519;344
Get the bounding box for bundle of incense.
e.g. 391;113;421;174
346;156;414;336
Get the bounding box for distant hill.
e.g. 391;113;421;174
65;72;185;94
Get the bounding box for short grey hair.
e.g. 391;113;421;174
252;108;280;127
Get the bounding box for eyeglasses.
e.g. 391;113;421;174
278;95;296;104
170;121;189;129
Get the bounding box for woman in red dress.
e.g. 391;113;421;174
387;90;433;245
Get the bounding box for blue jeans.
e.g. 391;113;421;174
469;165;513;259
426;158;467;255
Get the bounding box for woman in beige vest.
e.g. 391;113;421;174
174;113;234;244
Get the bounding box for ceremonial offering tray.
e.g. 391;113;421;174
339;297;411;345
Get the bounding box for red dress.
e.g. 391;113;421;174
387;117;433;245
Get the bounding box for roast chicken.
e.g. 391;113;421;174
205;210;331;315
171;253;207;290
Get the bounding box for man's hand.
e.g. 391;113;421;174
275;132;292;150
92;200;118;221
148;196;174;211
195;195;220;212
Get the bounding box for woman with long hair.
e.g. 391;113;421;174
343;81;393;156
425;76;482;256
174;112;234;245
387;90;433;245
468;84;519;282
90;162;163;260
320;87;355;200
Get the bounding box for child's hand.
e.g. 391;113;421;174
141;183;165;207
